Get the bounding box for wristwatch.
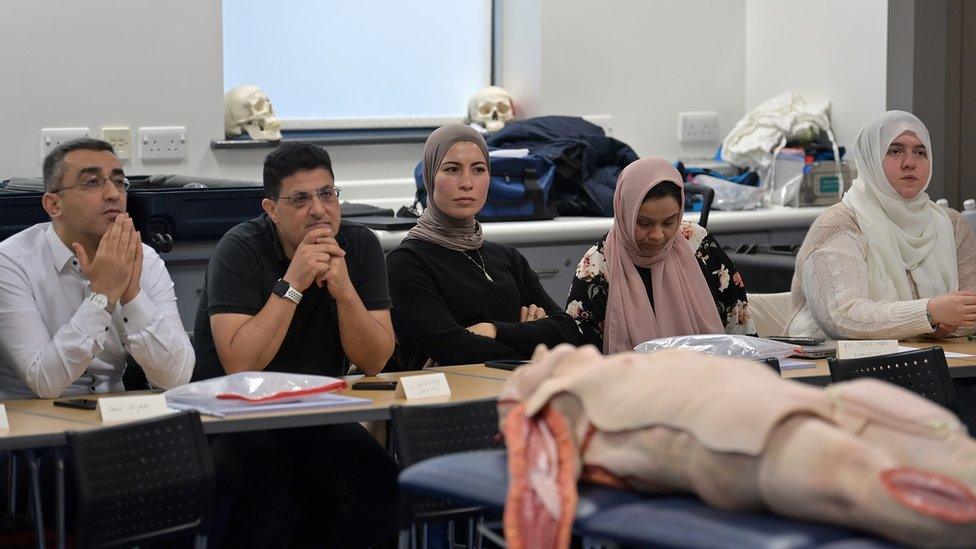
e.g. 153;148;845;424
926;307;938;328
272;278;302;305
87;292;110;312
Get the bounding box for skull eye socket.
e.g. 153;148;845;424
478;102;494;115
495;101;511;114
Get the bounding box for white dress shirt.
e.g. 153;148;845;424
0;223;194;399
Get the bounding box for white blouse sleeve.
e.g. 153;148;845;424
801;226;933;340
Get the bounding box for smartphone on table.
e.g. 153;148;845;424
485;359;529;371
351;381;398;391
767;336;825;346
53;398;98;410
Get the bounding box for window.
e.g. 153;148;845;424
223;0;493;130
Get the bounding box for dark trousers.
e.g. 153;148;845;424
210;423;399;548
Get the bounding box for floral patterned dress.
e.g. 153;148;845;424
566;221;756;349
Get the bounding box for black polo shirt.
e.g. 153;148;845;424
192;214;391;380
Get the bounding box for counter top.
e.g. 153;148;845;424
372;206;826;248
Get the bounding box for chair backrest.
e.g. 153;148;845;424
390;398;503;468
683;181;714;229
391;399;504;523
746;292;794;337
828;347;960;414
67;411;215;548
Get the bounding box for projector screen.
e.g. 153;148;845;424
223;0;493;129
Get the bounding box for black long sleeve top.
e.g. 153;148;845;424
387;239;581;369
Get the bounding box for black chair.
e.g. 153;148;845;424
390;398;504;549
66;411;215;548
683;181;714;229
828;347;960;415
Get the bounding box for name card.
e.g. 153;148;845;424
397;373;451;400
96;394;171;422
837;339;900;360
0;404;8;430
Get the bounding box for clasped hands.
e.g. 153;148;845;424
72;213;143;309
283;228;352;300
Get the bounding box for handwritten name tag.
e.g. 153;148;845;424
397;373;451;400
96;394;171;422
0;404;8;430
837;339;900;360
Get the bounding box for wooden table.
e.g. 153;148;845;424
0;366;511;549
436;339;976;388
0;368;511;450
431;339;976;389
429;363;513;381
782;337;976;385
3;336;970;451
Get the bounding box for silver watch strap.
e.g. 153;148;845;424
283;286;303;304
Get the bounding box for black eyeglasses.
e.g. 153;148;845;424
276;186;341;208
52;175;130;194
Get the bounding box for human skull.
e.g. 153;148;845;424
224;85;282;141
468;86;514;132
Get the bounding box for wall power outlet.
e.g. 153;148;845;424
102;126;131;160
40;127;91;161
677;112;720;142
138;126;187;160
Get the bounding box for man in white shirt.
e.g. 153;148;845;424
0;138;193;398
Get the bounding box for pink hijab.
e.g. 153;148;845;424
602;157;724;354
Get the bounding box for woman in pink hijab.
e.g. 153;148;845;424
566;157;754;353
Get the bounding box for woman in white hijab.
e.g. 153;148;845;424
787;110;976;339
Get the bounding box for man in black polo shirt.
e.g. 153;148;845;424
193;142;398;548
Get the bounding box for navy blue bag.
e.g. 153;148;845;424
414;153;557;221
486;116;640;217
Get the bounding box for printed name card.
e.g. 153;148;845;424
0;404;8;430
837;339;900;360
96;394;171;422
397;373;452;400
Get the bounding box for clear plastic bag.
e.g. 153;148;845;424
164;372;347;406
634;334;796;360
691;174;765;211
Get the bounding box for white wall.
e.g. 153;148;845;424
1;0;891;201
0;0;422;208
0;1;223;179
744;0;888;147
503;0;747;161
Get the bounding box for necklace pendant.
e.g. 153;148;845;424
462;249;494;283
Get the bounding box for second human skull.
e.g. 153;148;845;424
224;85;282;141
468;86;514;132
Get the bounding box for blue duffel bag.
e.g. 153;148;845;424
414;152;557;221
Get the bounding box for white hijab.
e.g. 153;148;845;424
842;110;957;301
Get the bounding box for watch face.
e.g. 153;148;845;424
273;279;291;297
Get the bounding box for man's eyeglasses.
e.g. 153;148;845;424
53;175;130;194
276;186;341;208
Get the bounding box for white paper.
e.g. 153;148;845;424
398;373;451;400
778;358;818;371
837;340;899;360
0;404;9;429
97;394;172;422
166;392;371;417
897;345;972;359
